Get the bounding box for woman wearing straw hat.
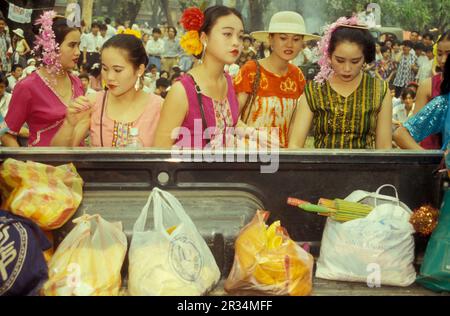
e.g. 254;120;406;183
11;28;31;69
234;11;319;149
288;17;392;150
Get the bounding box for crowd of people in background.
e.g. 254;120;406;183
0;6;449;150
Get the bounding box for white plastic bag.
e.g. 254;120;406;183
316;185;417;287
128;188;221;296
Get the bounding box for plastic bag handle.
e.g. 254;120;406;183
374;184;400;207
133;188;196;235
153;188;196;233
133;190;156;233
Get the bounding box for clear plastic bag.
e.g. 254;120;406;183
128;188;221;296
43;215;127;296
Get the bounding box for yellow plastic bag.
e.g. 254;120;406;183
225;211;314;296
43;214;127;296
0;159;83;230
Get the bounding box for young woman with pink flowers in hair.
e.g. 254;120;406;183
1;12;84;147
288;17;392;149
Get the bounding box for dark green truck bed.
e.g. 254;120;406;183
1;148;448;296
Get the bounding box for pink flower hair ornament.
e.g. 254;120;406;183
33;10;63;75
314;16;368;84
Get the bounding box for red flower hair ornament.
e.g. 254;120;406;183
180;7;205;31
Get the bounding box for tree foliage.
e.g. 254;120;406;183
326;0;450;32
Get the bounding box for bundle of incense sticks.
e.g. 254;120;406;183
287;197;373;222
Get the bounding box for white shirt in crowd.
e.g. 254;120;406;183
146;38;165;56
417;57;433;82
106;24;117;39
80;32;103;53
98;35;108;50
7;76;17;92
0;91;11;117
292;47;313;67
144;73;159;93
393;103;415;124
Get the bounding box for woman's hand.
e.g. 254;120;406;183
65;96;93;128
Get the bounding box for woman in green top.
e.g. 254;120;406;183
288;17;392;149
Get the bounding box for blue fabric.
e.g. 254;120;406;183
148;56;161;72
0;210;51;296
403;94;450;150
0;114;8;136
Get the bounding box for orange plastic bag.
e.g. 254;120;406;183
0;159;83;230
225;211;314;296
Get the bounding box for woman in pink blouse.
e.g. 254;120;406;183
51;34;162;147
1;15;84;147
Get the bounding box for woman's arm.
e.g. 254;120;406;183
413;78;432;115
153;82;189;148
1;133;20;147
22;40;31;55
394;96;448;149
376;91;393;149
288;95;314;149
393;126;424;150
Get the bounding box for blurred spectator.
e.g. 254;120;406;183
6;64;23;93
98;24;108;48
11;28;31;68
417;46;434;82
104;17;117;39
144;64;159;93
393;40;418;97
422;32;434;47
146;28;164;72
160;70;169;80
257;42;271;59
393;88;416;129
375;46;397;83
161;26;182;76
410;30;420;46
154;77;170;98
237;34;256;67
0;16;11;74
80;22;102;69
0;73;11;117
292;41;312;67
20;58;37;79
78;73;96;96
89;63;102;91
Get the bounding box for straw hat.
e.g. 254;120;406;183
13;28;24;38
251;11;320;43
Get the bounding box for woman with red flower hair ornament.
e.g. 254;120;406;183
234;11;320;149
154;5;244;149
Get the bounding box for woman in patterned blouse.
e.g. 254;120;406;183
234;11;320;148
288;24;392;149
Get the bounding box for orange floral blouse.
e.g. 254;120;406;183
234;60;306;148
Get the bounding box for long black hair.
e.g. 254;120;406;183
441;57;450;95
